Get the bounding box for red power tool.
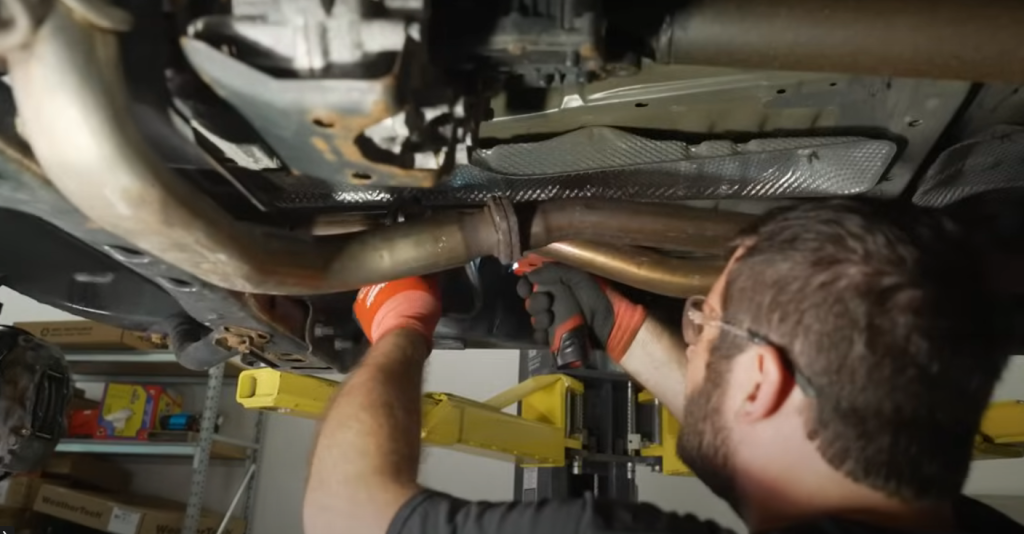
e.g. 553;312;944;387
513;254;592;370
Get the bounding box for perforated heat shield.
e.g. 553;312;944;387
263;128;897;208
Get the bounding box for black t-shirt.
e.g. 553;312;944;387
388;490;1023;534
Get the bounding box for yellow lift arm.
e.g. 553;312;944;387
236;368;1024;473
976;400;1024;459
236;368;583;467
637;390;691;476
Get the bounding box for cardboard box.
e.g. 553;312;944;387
0;506;38;533
43;455;132;494
0;476;51;508
34;514;100;534
97;384;182;440
0;476;71;509
0;478;68;533
33;484;246;534
13;321;165;351
0;505;26;523
0;477;35;509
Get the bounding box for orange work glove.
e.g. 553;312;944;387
354;276;441;344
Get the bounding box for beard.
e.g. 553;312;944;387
677;361;739;510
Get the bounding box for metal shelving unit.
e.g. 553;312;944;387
65;351;264;534
67;351;242;383
55;434;258;459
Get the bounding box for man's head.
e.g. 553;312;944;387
677;200;1008;510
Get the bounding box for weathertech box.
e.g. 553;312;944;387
13;321;165;351
32;484;246;534
96;384;182;440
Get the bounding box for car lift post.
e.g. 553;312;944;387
515;348;641;502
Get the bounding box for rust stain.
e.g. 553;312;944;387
306;71;438;188
310;136;337;162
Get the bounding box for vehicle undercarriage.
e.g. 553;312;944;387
2;0;1024;373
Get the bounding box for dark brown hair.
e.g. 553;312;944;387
716;199;1008;502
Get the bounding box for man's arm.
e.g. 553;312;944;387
303;271;710;534
620;318;688;421
304;318;725;534
304;277;441;534
304;329;428;534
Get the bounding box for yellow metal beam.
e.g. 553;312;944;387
980;400;1024;446
422;392;571;466
638;391;1024;472
975;400;1024;459
638;390;692;476
235;368;580;466
236;368;337;418
496;374;585;448
237;368;1024;471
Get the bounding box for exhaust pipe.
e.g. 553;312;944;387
653;0;1024;84
529;200;745;255
536;241;724;298
7;3;749;296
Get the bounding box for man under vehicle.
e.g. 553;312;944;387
303;200;1021;534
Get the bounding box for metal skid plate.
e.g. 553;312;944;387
181;37;438;188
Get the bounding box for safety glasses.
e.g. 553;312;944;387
683;296;817;398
